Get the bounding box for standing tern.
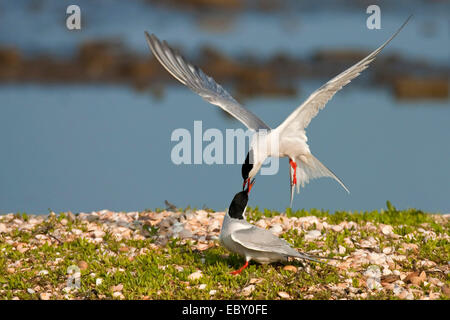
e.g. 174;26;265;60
219;182;331;275
145;16;411;206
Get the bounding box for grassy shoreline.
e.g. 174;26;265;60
0;202;448;300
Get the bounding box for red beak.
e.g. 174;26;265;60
243;178;248;191
247;178;255;194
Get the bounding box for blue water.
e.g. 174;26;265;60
0;0;448;64
1;84;449;214
0;1;449;214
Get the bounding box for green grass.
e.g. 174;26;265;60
0;239;347;300
0;202;448;300
247;201;441;227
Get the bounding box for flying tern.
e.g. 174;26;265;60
145;16;411;206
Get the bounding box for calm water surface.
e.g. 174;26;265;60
0;84;449;214
0;1;449;213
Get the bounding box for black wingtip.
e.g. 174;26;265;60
401;14;413;29
394;14;413;37
144;31;159;45
144;31;152;46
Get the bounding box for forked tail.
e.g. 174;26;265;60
304;154;350;193
290;154;350;206
293;251;344;265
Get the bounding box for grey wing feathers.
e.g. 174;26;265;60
231;227;300;257
231;227;327;263
278;15;411;133
144;32;270;131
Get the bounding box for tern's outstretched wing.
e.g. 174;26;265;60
145;32;270;131
277;16;411;135
278;17;410;205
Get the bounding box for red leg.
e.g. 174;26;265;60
289;159;297;185
230;261;249;275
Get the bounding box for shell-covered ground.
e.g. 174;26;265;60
0;202;449;300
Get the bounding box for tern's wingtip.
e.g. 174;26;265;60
399;14;413;30
144;31;157;42
144;31;152;43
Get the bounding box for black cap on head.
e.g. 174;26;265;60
228;191;248;219
241;151;253;181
